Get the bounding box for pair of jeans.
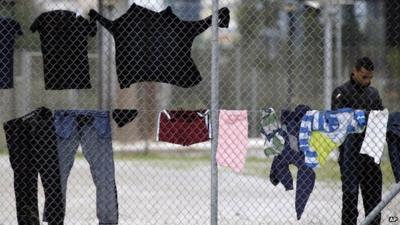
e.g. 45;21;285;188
3;107;64;225
53;110;118;225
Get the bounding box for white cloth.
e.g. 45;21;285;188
360;109;389;164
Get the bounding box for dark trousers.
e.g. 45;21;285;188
4;107;65;225
387;112;400;183
339;137;382;225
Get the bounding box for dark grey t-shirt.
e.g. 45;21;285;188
0;17;22;89
31;10;96;90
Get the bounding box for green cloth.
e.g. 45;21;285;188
260;108;285;156
309;131;339;165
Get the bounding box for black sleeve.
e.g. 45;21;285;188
87;17;97;37
80;16;97;37
127;3;137;13
13;20;23;36
89;9;114;34
187;16;211;35
218;7;230;28
188;7;230;35
30;14;42;32
331;87;346;110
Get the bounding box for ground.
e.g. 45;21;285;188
0;154;399;225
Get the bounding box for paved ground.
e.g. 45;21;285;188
0;155;399;225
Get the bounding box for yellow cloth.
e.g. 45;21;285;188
309;131;339;166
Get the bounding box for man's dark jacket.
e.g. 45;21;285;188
331;77;384;225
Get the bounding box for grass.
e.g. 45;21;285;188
0;147;396;185
113;151;210;170
110;151;397;187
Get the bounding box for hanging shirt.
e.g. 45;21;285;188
260;108;285;156
0;17;23;89
360;109;389;164
89;4;230;88
299;108;366;169
216;110;248;173
269;105;315;220
30;10;97;90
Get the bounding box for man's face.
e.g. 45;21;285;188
352;67;373;87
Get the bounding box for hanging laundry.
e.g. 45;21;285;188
3;107;65;225
30;10;97;89
0;17;22;89
112;109;138;127
387;112;400;183
49;110;118;224
269;105;315;220
308;131;338;166
216;110;248;172
360;109;389;164
157;109;210;146
299;108;366;168
260;108;285;156
89;4;230;88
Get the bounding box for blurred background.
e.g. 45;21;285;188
1;0;399;142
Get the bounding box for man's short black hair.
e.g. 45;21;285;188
355;56;374;71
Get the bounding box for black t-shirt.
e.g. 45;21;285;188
31;10;97;90
0;17;23;89
90;4;230;88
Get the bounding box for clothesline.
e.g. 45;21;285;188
120;109;301;112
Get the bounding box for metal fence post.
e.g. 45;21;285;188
97;0;113;110
286;1;296;108
234;47;242;108
335;4;343;87
323;1;333;110
360;183;400;225
18;49;31;114
211;0;219;224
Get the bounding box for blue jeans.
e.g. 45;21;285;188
53;110;118;224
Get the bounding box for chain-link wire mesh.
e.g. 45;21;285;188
0;0;400;224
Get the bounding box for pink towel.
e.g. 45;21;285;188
216;110;248;172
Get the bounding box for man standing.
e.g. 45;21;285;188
331;57;384;225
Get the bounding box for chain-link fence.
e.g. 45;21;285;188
0;0;400;224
